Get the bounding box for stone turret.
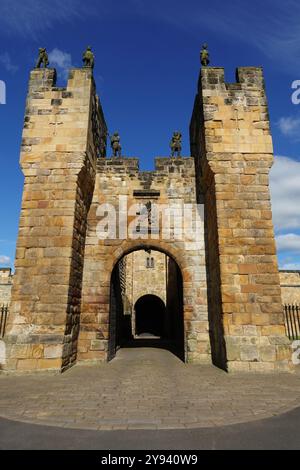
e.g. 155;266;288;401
3;67;107;372
190;66;292;372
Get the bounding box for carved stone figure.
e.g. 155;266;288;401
200;44;210;66
83;46;95;69
170;131;182;157
99;137;106;158
99;131;110;158
110;132;122;157
35;48;49;69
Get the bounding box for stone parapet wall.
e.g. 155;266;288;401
280;271;300;305
0;269;13;305
2;68;107;372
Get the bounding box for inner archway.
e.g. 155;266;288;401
135;295;166;337
108;247;185;361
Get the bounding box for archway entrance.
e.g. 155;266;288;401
135;295;166;337
108;247;184;361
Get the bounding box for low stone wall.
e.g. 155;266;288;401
280;271;300;305
0;268;13;305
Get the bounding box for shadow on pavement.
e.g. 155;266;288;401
1;406;300;450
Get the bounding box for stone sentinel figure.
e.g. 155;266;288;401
200;43;210;66
98;130;110;158
170;131;182;157
110;132;122;157
35;48;49;68
83;46;95;69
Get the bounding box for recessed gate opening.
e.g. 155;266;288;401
135;295;166;338
108;248;185;361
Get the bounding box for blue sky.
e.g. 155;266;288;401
0;0;300;270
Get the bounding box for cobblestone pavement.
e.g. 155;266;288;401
0;348;300;431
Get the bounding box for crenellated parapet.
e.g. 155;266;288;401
198;67;272;157
21;67;107;167
97;156;194;176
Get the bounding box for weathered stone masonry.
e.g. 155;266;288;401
0;63;293;373
190;67;291;371
78;156;209;364
3;68;106;371
280;271;300;305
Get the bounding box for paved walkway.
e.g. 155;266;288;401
0;348;300;430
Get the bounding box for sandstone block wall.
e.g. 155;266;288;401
123;250;167;336
124;250;167;308
280;271;300;304
0;269;13;305
190;66;292;372
2;68;106;372
78;156;209;364
1;61;294;374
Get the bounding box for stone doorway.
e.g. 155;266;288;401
108;248;185;361
135;295;166;338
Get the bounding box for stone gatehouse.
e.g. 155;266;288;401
0;61;293;373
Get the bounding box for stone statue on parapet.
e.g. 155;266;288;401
83;46;95;69
170;131;182;157
99;130;110;158
200;43;210;66
110;132;122;157
35;48;49;69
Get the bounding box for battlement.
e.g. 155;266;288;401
97;156;193;176
200;66;265;93
96;156;195;197
28;66;93;91
22;67;107;166
191;65;272;156
0;268;13;283
199;67;267;112
2;54;292;374
28;68;57;91
97;157;140;173
155;157;194;173
97;157;195;184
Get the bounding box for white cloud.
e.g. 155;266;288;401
276;234;300;253
0;0;90;37
48;48;73;80
0;256;10;265
0;52;18;73
278;117;300;139
280;262;300;270
270;156;300;231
